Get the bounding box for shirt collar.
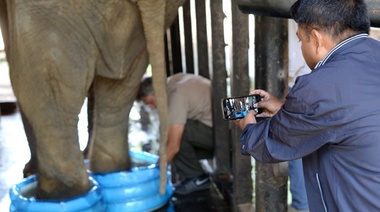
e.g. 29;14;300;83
314;33;369;69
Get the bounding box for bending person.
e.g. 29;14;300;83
138;73;213;195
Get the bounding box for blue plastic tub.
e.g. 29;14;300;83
92;150;173;212
9;175;104;212
9;151;172;212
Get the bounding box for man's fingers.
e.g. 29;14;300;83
250;89;266;96
256;111;271;117
257;100;269;109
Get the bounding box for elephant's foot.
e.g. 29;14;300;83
23;159;38;178
90;157;132;173
89;140;132;173
35;175;92;200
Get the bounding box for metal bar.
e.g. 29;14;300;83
236;0;380;27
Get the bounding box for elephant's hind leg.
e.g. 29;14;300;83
89;53;149;173
88;76;132;173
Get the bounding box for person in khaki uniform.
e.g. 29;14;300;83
138;73;213;195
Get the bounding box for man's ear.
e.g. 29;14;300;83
310;29;326;55
310;29;323;50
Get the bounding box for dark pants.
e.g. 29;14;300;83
171;119;213;179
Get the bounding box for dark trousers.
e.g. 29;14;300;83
171;119;213;180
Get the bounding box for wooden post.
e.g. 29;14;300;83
195;0;209;78
254;16;288;212
210;0;231;186
182;1;194;74
165;33;172;76
0;0;9;55
230;0;253;211
170;15;183;74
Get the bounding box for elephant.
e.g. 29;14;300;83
1;0;186;200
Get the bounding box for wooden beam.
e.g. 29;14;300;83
236;0;380;27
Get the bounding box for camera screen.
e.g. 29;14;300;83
221;95;262;120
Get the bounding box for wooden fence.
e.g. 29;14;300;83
164;1;258;210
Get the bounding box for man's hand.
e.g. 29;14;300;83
250;89;284;117
234;89;283;131
234;110;257;130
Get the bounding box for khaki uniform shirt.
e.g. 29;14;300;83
166;73;212;127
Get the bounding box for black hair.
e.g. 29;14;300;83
137;77;154;100
290;0;370;40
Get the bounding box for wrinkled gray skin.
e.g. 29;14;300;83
2;0;186;200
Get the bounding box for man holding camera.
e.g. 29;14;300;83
235;0;380;211
138;73;213;195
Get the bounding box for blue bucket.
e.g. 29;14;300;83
92;150;173;212
9;175;104;212
9;151;172;212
